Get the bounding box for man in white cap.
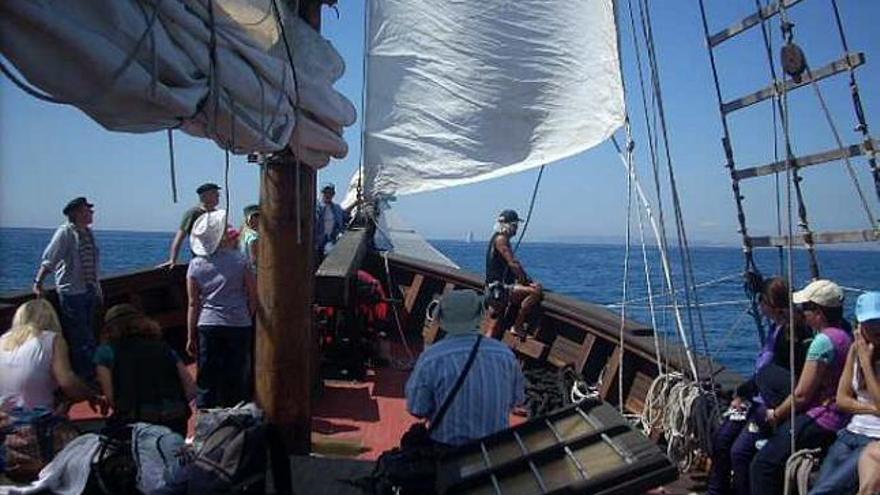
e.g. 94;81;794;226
405;289;525;447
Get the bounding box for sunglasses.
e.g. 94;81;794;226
797;302;819;312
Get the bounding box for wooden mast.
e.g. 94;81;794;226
255;0;323;455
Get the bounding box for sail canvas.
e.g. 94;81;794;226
362;0;625;198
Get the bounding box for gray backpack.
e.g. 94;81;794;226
187;415;267;495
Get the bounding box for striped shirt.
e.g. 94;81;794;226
77;227;97;285
406;333;525;446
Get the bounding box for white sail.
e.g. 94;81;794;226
362;0;625;198
0;0;356;168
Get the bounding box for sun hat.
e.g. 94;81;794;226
792;279;844;308
104;303;141;326
190;209;228;256
856;291;880;323
435;289;484;336
498;209;520;223
62;196;94;216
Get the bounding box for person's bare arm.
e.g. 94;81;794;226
837;347;878;415
770;359;825;425
177;362;197;402
51;336;97;402
854;327;880;412
495;236;528;283
186;276;201;358
95;365;114;409
160;229;187;268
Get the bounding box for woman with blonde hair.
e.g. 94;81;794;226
0;299;99;410
95;304;196;435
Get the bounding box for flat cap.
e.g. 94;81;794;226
196;183;221;195
62;197;93;216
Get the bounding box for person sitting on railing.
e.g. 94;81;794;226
0;299;102;413
708;277;810;495
405;290;525;447
95;304;195;436
808;291;880;495
484;209;543;338
750;280;853;495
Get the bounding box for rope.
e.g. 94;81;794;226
828;0;880;206
356;0;372;207
514;165;546;252
380;243;416;371
612;136;699;381
607;273;741;307
167;129;178;203
618;133;635;413
639;372;719;473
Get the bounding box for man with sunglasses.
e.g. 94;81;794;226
751;279;853;495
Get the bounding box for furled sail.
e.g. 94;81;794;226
361;0;625;198
0;0;356;168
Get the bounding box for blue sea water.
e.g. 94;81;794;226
1;227;877;376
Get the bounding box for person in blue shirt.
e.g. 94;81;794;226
405;289;525;447
314;183;349;264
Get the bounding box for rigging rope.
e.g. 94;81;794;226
618;130;635;413
514;165;546;252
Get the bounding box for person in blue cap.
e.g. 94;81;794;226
809;291;880;495
160;182;221;269
314;182;349;263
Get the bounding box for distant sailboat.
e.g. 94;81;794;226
466;231;474;243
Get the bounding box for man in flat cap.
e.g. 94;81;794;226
160;182;221;269
33;196;101;383
314;182;349;264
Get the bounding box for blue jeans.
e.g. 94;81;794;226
750;414;837;495
58;286;98;383
196;325;253;408
809;429;876;495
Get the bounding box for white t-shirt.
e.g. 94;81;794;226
848;359;880;438
0;332;58;409
322;206;336;238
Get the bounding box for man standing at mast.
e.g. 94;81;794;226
485;209;543;337
160;183;221;268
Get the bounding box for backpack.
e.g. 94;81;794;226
0;406;79;482
132;423;191;494
88;426;140;495
188;414;268;495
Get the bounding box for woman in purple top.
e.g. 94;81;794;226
186;210;257;408
708;277;809;495
750;280;853;495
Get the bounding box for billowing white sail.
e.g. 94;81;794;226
0;0;356;168
362;0;625;198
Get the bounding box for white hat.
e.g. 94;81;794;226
792;279;844;308
436;289;484;335
190;209;227;257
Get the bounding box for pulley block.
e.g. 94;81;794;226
781;43;807;81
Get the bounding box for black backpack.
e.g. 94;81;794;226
187;415;268;495
87;426;140;495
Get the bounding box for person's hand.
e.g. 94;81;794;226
157;260;176;271
32;282;44;298
730;396;744;410
856;327;875;368
88;395;110;416
530;281;543;291
186;337;198;359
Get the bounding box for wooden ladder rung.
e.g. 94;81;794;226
733;139;879;181
748;229;879;248
721;53;865;115
708;0;804;48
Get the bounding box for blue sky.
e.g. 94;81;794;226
1;0;878;245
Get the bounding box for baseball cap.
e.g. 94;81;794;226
856;292;880;323
792;279;844;308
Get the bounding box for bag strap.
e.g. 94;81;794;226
427;335;483;433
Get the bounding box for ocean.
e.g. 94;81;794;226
2;227;877;376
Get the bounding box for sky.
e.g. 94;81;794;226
1;0;878;246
